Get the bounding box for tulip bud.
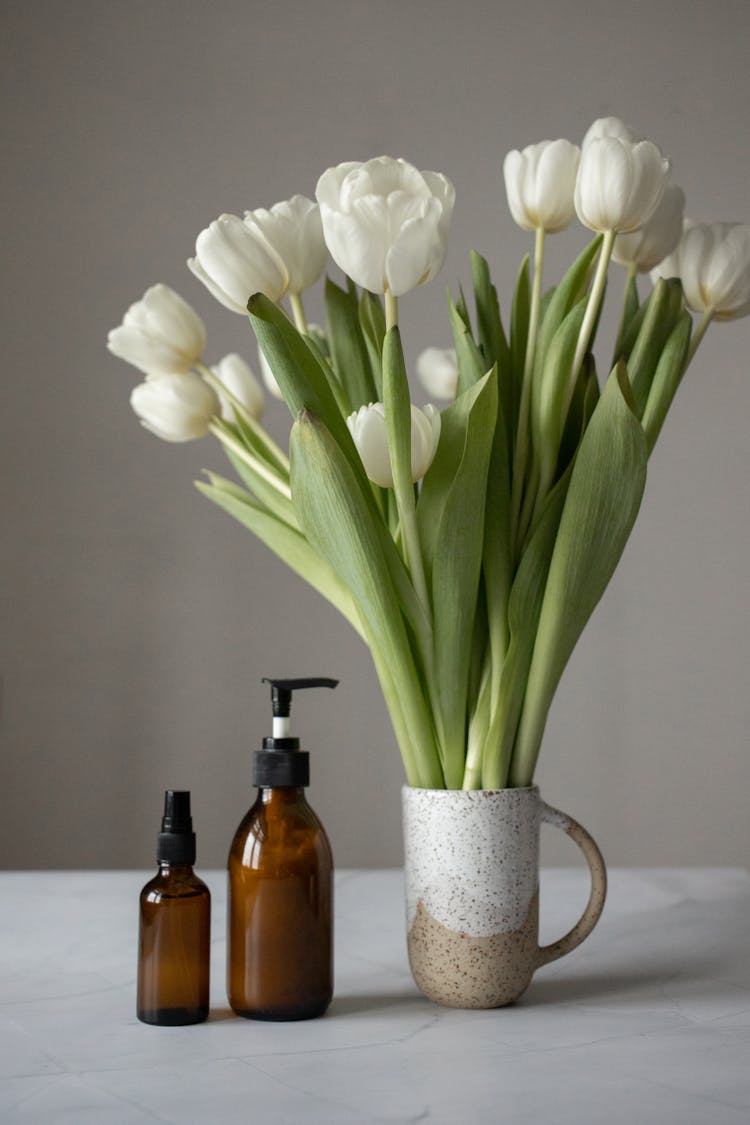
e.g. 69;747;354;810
316;156;455;296
613;184;686;273
346;402;441;488
188;213;289;314
652;221;750;320
107;284;206;377
211;353;264;421
574;134;670;234
245;196;328;296
503;139;580;233
416;347;458;400
130;373;220;442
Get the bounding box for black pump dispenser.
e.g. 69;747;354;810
157;790;196;865
254;677;338;788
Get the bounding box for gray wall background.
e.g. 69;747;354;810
2;0;749;872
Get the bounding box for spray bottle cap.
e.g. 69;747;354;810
253;677;338;787
156;790;196;865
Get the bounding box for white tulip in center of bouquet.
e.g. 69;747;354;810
108;119;750;791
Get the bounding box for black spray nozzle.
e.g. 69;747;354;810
157;790;196;865
262;677;338;718
161;790;192;833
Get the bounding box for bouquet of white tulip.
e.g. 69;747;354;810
108;120;750;790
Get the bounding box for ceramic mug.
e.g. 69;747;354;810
402;785;607;1008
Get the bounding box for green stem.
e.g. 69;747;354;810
570;228;616;388
197;363;290;473
510;226;545;553
209;422;293;502
687;307;714;364
289;292;309;335
385;290;398;332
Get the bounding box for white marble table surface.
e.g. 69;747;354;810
2;868;750;1124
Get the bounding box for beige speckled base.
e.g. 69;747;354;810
408;891;539;1008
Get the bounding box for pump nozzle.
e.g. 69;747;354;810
262;677;339;719
255;677;339;788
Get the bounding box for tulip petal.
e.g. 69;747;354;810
106;324;194;378
385;199;443;296
322;201;388;293
247;195;327;295
212;353;265;422
315;162;362;209
187;255;244;314
130;373;219;441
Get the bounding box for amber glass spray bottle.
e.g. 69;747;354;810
137;790;210;1025
227;677;337;1021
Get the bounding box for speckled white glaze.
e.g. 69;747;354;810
402;786;541;935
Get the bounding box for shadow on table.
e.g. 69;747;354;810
523;959;712;1006
207;994;422;1020
328;991;422;1017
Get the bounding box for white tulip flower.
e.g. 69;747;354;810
188;213;289;314
245;196;327;297
581;116;637;149
346;402;441;488
211;353;265;421
107;284;206;377
652;221;750;320
130;373;220;442
503;139;580;233
613;184;686;273
416;347;458;400
574;135;670;234
316;156;455;297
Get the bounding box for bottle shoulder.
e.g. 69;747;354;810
140;867;211;902
228;790;332;871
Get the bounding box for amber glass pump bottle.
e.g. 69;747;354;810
227;677;337;1021
137;790;210;1025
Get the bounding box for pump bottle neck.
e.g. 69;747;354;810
258;786;307;806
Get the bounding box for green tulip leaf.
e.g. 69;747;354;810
534;297;587;495
481;461;573;788
642;310;692;454
196;473;363;638
325;278;378;410
448;293;486;395
418;370;493;581
430;369;498;786
627;278;684;417
510;361;648;785
510;254;531;411
613;271;641;358
471;249;513;461
358;291;386;398
247;293;353;453
290;409;443;788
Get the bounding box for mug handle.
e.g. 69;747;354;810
536;801;607;967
